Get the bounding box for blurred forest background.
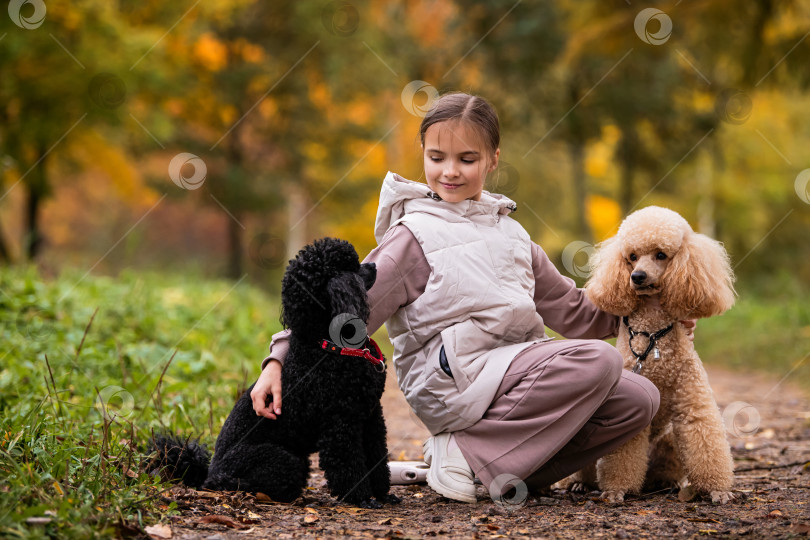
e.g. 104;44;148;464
2;0;809;288
2;1;810;535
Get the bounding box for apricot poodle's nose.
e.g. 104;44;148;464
631;271;647;285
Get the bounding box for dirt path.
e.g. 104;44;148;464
157;366;810;539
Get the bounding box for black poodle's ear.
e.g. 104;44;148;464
358;262;377;291
326;273;370;321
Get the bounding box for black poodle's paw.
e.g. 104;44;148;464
357;498;384;509
377;493;401;505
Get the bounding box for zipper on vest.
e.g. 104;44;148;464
426;191;442;201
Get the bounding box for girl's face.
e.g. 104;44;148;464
422;120;499;203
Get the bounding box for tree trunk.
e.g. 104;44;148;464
742;0;774;87
224;125;245;279
568;141;592;242
286;181;307;262
618;126;637;215
227;213;243;279
696;147;716;237
25;147;48;261
0;217;12;263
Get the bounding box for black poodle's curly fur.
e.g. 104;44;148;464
152;238;394;507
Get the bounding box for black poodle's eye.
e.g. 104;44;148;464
656;251;667;260
629;253;637;262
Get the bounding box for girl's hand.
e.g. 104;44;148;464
251;360;282;419
680;319;697;342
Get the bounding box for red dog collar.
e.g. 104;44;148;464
320;336;385;369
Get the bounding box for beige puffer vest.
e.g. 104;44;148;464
374;172;551;434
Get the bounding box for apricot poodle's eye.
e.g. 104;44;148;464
656;251;667;260
629;253;637;262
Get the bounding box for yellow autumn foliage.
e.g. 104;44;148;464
586;194;621;241
585;124;620;179
193;33;228;71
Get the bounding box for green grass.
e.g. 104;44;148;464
0;266;282;538
697;281;810;389
1;266;808;537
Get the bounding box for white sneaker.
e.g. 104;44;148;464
423;434;476;503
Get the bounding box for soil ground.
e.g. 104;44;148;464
151;365;810;539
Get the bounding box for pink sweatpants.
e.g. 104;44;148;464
454;339;659;494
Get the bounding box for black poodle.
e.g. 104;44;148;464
153;237;395;508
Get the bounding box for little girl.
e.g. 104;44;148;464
251;92;665;503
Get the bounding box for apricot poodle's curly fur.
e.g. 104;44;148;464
568;206;737;504
152;238;395;508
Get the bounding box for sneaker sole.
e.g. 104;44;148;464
424;437;476;503
426;466;477;503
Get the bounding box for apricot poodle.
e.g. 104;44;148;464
576;206;737;504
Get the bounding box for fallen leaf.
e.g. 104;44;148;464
199;515;249;530
254;492;273;503
767;510;784;519
334;507;367;515
698;530;718;535
378;518;392;525
791;523;810;534
246;511;262;520
25;517;52;525
678;486;697;502
144;523;172;539
301;515;319;524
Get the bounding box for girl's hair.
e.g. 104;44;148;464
419;93;500;156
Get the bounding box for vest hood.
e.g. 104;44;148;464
374;171;518;243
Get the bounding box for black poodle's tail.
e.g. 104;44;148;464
149;433;212;489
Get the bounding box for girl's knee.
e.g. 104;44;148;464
623;372;660;426
563;341;623;391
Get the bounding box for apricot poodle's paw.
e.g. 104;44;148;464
569;482;590;494
600;490;626;504
710;490;735;504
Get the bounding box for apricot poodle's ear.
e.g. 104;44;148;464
585;236;640;316
660;232;736;319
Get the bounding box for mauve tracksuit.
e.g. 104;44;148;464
263;175;660;494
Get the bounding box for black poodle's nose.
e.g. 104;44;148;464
631;271;647;285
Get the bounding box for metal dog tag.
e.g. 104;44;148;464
632;360;643;374
653;347;661;360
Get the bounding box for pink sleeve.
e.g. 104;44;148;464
261;226;430;370
531;242;620;340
